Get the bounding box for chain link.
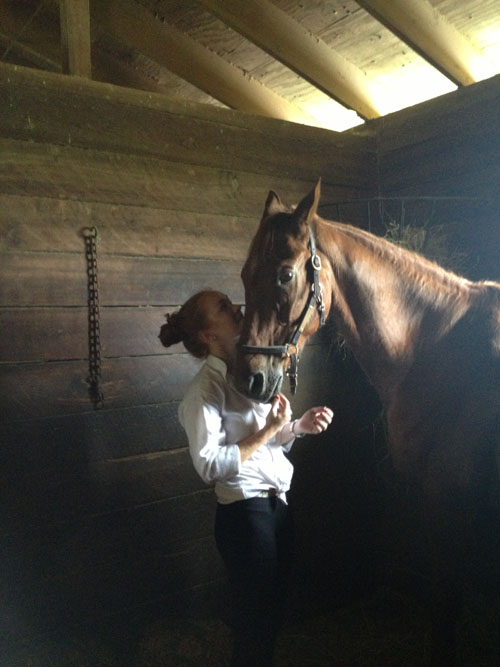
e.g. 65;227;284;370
82;226;104;409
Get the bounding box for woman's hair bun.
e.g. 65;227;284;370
159;312;183;348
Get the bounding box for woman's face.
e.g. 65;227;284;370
201;291;243;343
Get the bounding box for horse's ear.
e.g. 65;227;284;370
291;179;321;237
263;190;283;218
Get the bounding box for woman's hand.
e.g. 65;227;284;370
266;394;292;435
295;406;334;436
238;394;292;463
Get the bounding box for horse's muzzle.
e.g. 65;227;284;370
241;368;283;403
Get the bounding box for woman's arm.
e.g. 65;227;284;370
275;405;335;446
292;405;334;436
237;394;291;463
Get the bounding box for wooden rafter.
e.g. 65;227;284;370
197;0;381;119
92;0;319;126
357;0;498;86
0;30;60;71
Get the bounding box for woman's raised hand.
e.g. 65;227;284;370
266;393;292;434
296;406;334;435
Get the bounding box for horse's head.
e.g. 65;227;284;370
236;180;331;402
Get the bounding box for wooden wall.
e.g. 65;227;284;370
373;73;500;281
0;61;378;656
376;73;500;198
4;59;499;660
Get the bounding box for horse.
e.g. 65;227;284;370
235;180;500;665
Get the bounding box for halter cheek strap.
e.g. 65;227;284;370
239;226;326;394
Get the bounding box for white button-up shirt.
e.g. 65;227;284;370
178;355;295;504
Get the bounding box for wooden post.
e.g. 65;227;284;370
59;0;91;78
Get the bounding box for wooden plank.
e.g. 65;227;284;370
372;73;500;154
70;538;224;617
0;491;217;586
0;534;224;629
0;307;91;362
0;138;365;213
59;0;91;78
0;403;187;470
0;253;244;307
0;61;377;184
0;448;208;531
0;355;202;421
88;451;209;516
379;133;500;196
0;194;257;258
0;307;193;362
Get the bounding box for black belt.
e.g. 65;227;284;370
257;487;278;498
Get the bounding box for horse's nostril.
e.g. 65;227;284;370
248;372;265;398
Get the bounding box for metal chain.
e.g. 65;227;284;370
82;226;104;409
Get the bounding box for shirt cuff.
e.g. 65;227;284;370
273;422;295;449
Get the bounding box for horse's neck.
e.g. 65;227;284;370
320;221;470;399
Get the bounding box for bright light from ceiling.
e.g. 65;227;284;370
298;24;500;133
299;95;365;132
467;53;499;81
369;61;457;116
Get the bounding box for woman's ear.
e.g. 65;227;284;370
199;329;217;345
198;329;211;345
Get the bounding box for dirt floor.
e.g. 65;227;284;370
4;586;500;666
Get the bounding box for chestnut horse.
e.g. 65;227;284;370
236;180;500;665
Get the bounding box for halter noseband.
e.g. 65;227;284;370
239;226;326;395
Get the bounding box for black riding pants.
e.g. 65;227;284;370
215;495;294;667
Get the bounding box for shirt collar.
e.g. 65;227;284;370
206;354;267;410
206;354;228;379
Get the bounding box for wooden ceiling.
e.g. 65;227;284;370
2;0;500;131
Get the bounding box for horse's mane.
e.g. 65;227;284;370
246;207;500;311
317;215;481;306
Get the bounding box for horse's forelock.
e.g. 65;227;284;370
243;207;311;292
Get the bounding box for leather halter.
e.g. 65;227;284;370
240;226;326;395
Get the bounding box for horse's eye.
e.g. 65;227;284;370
278;268;294;285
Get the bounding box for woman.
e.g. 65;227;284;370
159;290;333;666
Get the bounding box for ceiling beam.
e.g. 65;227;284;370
0;0;61;68
197;0;381;119
92;0;319;127
356;0;498;86
0;30;60;71
59;0;91;77
0;1;182;93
